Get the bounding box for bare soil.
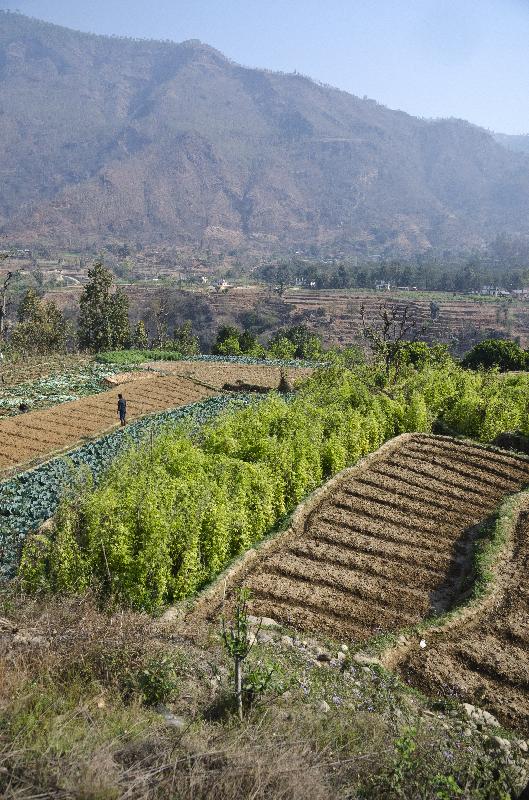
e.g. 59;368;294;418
196;435;529;647
0;374;214;475
139;360;314;389
396;509;529;733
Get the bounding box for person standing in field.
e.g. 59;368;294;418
117;393;127;427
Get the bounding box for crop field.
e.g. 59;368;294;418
198;434;529;643
0;353;91;387
397;508;529;732
0;362;131;416
0;374;214;475
139;359;314;389
281;289;529;353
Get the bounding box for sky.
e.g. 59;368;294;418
1;0;528;134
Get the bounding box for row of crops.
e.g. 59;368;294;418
0;363;133;416
96;350;325;367
0;395;258;578
17;363;529;610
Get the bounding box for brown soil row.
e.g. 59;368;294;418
192;435;529;647
0;375;215;475
396;510;529;732
139;360;314;389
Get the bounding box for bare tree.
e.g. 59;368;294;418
360;302;421;380
0;253;15;342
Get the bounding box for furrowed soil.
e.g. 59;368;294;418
395;508;529;732
138;360;314;389
194;435;529;648
0;374;214;475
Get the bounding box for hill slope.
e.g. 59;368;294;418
2;11;529;255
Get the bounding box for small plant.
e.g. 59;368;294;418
221;587;258;720
243;659;281;704
278;368;292;394
390;726;418;796
134;653;179;706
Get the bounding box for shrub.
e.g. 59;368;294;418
461;338;528;372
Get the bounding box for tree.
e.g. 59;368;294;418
461;339;528;372
78;262;130;352
400;341;451;370
267;325;323;360
267;333;297;360
10;296;70;355
360;303;420;380
17;288;41;322
212;325;243;355
172;321;200;355
132;320;149;350
221;588;259;721
0;258;15;343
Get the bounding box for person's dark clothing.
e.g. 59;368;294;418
118;397;127;425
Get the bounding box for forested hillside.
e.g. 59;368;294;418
2;11;529;256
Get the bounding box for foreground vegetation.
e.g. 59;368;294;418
20;360;529;611
0;589;523;800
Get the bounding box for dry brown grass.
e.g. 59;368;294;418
0;588;521;799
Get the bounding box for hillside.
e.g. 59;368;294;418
495;133;529;155
2;12;529;256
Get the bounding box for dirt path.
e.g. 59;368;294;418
192;435;529;646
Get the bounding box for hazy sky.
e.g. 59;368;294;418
1;0;528;133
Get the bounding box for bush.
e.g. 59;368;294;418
461;338;528;372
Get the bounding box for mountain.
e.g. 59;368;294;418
2;11;529;256
494;133;529;156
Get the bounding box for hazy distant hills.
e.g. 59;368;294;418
2;11;529;255
494;133;529;156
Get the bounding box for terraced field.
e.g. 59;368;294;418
196;435;529;643
397;507;529;732
139;360;314;389
282;290;529;353
0;374;214;475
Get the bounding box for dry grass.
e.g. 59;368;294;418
0;588;521;799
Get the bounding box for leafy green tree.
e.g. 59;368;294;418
17;287;41;322
212;325;242;355
172;321;200;355
268;325;323;360
267;334;297;360
10;295;70;354
461;339;528;372
400;342;452;370
78;261;130;352
215;335;241;356
132;320;149;350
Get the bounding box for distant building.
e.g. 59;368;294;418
479;285;510;297
375;281;391;291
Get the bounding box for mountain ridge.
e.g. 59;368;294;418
2;11;529;256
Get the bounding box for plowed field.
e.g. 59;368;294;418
139;360;314;389
397;508;529;732
197;435;529;644
0;375;214;475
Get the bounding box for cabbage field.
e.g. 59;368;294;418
0;363;129;416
